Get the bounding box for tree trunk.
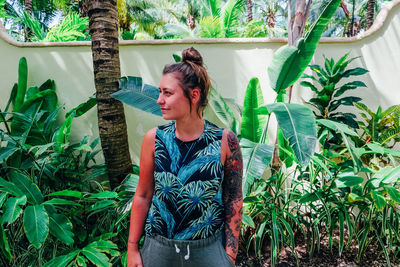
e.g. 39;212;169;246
24;0;33;41
187;13;196;30
288;0;311;46
246;0;253;22
366;0;375;29
272;0;311;171
79;0;89;17
88;0;132;189
25;0;32;14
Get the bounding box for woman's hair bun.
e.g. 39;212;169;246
182;47;203;67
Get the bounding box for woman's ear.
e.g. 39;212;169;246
191;88;200;104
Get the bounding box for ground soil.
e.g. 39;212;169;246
236;232;400;267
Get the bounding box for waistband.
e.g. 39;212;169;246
149;227;224;249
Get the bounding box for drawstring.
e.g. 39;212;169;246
174;244;190;260
184;245;190;260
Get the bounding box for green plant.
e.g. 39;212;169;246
355;103;400;147
241;171;302;266
301;53;368;129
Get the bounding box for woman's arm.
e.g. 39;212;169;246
127;128;156;267
222;130;243;264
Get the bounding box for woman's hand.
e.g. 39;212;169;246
127;246;143;267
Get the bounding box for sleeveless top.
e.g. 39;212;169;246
145;120;224;240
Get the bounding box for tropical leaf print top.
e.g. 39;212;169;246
145;120;224;240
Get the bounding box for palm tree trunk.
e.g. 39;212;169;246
246;0;253;22
88;0;132;189
366;0;375;29
272;0;311;171
24;0;33;41
25;0;32;14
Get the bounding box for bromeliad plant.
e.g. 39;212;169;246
301;53;369;129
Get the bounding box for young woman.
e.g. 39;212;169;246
127;47;243;267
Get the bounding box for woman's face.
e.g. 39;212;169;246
157;73;192;120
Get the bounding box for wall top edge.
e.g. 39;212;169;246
1;0;399;48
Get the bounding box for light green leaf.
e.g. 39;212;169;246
14;57;28;112
48;190;83;199
206;88;238;134
2;195;27;224
48;213;74;245
240;138;273;195
43;198;82;207
333;176;364;188
384;186;400;203
86;240;120;257
88;191;118;199
267;103;317;166
87;200;115;212
43;250;79;267
23;205;49;248
111;76;161;116
82;247;111;267
371;190;386;211
268;0;341;92
241;77;266;142
242;213;255;228
378;166;400;185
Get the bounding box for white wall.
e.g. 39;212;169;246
1;0;399;163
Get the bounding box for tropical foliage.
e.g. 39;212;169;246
0;0;391;41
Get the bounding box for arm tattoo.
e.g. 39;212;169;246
223;131;243;261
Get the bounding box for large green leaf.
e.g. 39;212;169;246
0;146;19;164
8;171;43;204
240;138;273;195
14;57;28;112
82;246;111;267
48;213;74;245
86;240;120;257
48;190;83;199
66;94;97;118
0;177;24;197
268;0;341;92
333;176;364;188
317;119;361;172
43;250;79;267
241;78;266;143
2;195;27;224
206;88;238;134
266;103;317;166
23;205;49;248
111;76;161;116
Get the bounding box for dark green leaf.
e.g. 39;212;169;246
8;171;43;204
23;205;49;248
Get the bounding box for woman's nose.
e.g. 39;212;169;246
157;94;164;105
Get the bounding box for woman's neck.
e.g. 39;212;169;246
174;115;204;142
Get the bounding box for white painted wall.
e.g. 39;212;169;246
1;1;399;164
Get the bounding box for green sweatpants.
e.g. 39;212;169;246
140;232;235;267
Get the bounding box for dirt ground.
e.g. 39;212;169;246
236;233;399;267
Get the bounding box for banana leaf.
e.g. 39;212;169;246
240;138;273;195
206;88;238;134
111;76;161;116
268;0;341;92
241;77;266;142
266;103;317;166
14;57;28;112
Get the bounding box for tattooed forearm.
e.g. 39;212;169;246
223;131;243;263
